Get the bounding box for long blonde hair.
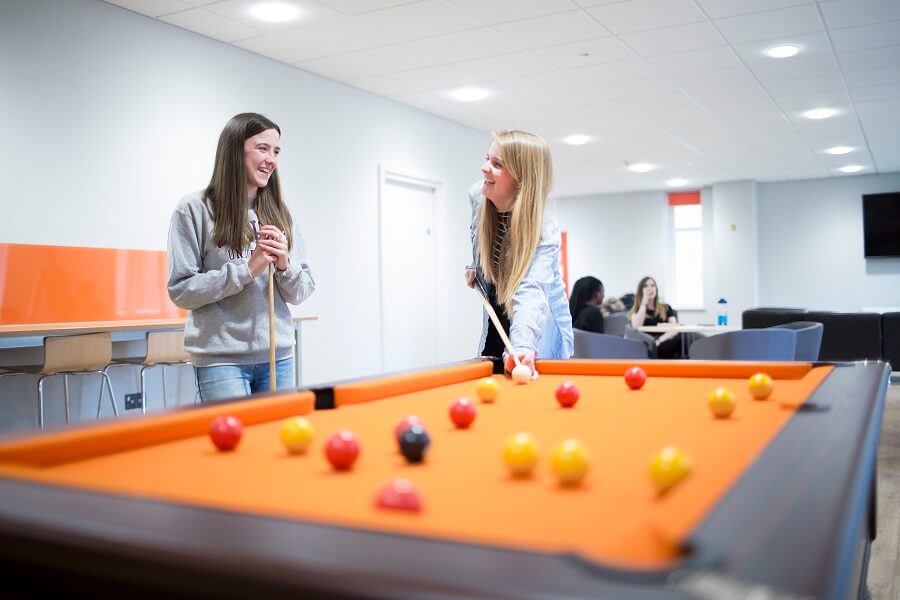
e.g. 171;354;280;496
476;130;554;314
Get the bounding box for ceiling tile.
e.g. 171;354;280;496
568;59;659;85
400;28;522;63
830;20;900;53
159;8;261;42
494;11;610;49
694;0;813;19
340;42;446;75
443;0;578;25
346;75;416;96
295;55;374;79
675;67;757;91
313;0;430;15
838;46;900;73
773;89;852;111
104;0;193;17
819;0;900;30
849;82;900;102
749;54;840;82
533;36;637;68
585;0;705;34
234;34;321;63
731;31;832;64
280;18;390;54
597;78;684;100
458;51;558;79
496;70;586;95
646;46;742;74
205;0;341;31
356;1;480;42
387;64;483;92
762;74;846;96
619;22;725;56
713;4;823;44
843;66;900;87
684;84;771;106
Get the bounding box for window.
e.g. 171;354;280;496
671;203;703;309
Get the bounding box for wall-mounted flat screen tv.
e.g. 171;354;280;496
863;192;900;258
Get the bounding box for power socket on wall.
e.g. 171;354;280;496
125;393;143;411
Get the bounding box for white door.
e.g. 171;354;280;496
380;175;438;373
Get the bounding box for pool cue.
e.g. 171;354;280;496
268;263;276;391
472;284;522;369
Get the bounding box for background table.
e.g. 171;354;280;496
0;358;888;599
0;316;317;386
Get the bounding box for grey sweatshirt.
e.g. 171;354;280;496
167;191;316;367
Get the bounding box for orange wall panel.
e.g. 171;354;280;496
0;244;185;324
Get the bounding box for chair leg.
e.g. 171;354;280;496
63;374;71;424
37;375;51;430
140;366;148;415
161;365;168;409
103;371;118;417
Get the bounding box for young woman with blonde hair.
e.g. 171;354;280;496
464;130;574;377
167;113;315;401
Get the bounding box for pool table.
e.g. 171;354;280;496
0;358;889;599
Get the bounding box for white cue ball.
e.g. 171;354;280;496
511;365;531;384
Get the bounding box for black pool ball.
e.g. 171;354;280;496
398;424;431;464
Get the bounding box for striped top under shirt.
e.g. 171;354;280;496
492;211;512;275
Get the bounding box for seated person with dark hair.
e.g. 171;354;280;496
628;276;681;359
569;276;605;333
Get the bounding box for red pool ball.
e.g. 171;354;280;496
555;382;580;408
393;416;422;441
209;415;243;451
449;397;477;428
624;366;647;390
325;430;360;470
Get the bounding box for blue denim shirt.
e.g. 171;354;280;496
468;182;574;359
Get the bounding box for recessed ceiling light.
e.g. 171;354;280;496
248;2;300;23
628;162;656;173
451;87;489;102
824;146;854;155
838;165;865;173
666;178;688;187
803;108;838;120
766;44;800;59
562;134;591;146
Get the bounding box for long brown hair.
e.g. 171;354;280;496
628;276;669;321
476;130;554;314
205;113;293;252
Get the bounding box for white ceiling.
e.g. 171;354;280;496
104;0;900;196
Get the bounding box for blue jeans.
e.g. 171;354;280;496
195;358;295;403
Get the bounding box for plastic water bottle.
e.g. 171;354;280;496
717;298;728;326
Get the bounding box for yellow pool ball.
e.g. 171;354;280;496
649;446;691;493
503;432;540;476
550;439;590;485
280;417;314;454
748;372;774;400
708;387;736;418
476;377;501;403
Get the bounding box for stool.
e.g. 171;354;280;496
103;331;192;414
0;332;117;429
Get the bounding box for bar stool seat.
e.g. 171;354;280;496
103;331;192;413
0;332;116;429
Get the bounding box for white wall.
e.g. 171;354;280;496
0;0;486;433
757;173;900;312
710;180;759;325
559;172;900;327
555;190;669;304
